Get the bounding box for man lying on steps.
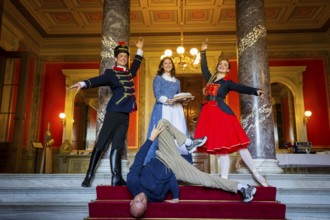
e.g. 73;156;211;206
127;119;257;218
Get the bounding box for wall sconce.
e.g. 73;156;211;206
59;113;66;126
304;110;312;124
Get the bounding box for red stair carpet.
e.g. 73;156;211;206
87;185;286;220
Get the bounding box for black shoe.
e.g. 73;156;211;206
186;136;207;153
240;185;257;203
81;178;92;187
81;169;96;187
110;148;126;186
112;176;127;186
81;148;103;188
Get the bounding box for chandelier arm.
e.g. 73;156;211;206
161;0;200;72
180;0;184;47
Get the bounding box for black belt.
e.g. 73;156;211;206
206;95;224;102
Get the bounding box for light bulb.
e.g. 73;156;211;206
177;46;185;55
164;49;172;57
59;113;66;119
304;110;312;117
190;48;198;56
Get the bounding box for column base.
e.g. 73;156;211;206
236;158;284;174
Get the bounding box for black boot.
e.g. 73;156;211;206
81;148;103;187
110;148;127;186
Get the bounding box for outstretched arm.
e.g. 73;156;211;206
200;38;212;82
135;37;144;50
257;89;265;99
149;122;164;141
127;122;164;196
129;122;163;172
67;81;86;93
165;175;180;203
129;37;144;77
201;38;208;51
227;80;265;97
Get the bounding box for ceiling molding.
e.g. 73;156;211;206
8;0;330;38
3;0;330;56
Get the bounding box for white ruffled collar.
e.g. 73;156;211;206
162;73;176;82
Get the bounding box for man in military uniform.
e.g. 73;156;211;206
68;37;144;187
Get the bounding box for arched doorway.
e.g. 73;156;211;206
270;66;308;149
271;82;296;150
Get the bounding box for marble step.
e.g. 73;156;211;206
0;174;330;220
1;173;330;187
0;202;88;220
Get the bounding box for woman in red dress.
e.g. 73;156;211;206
194;39;268;187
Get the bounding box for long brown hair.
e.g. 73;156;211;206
205;58;231;87
157;57;176;77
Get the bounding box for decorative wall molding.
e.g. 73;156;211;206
61;69;99;142
270;66;307;142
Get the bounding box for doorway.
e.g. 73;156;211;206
271;82;296;149
176;74;205;137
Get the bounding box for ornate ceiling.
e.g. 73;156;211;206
3;0;329;111
3;0;330;55
9;0;330;37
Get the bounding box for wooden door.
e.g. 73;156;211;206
177;74;205;138
177;74;210;172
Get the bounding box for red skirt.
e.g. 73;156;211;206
194;101;250;155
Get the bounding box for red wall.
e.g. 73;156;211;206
39;61;139;148
225;58;329;146
40;62;99;147
270;58;330;146
226;60;240;118
127;75;139;148
39;58;329;148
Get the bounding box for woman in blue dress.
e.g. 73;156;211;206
144;57;192;164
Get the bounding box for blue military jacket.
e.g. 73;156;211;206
127;139;179;203
83;55;142;113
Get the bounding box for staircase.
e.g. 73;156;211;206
87;185;285;219
0;174;330;220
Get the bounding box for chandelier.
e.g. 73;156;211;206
160;0;200;71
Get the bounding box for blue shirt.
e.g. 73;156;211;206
127;139;179;202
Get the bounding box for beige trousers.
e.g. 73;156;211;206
156;119;238;193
